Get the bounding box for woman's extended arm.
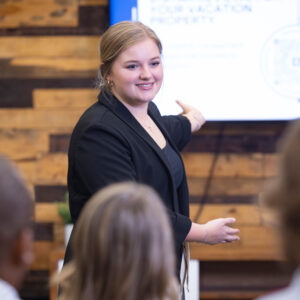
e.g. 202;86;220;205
176;100;206;133
185;218;240;244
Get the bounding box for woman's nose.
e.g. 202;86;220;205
139;66;151;79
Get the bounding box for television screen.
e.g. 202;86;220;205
110;0;300;121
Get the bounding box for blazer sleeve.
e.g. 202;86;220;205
74;124;137;195
168;210;192;246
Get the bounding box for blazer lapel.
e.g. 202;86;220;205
99;90;179;211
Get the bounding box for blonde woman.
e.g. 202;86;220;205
66;21;240;297
55;182;178;300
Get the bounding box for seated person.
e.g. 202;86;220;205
0;155;34;300
55;182;179;300
256;119;300;300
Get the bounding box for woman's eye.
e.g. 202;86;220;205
151;61;160;67
126;64;137;69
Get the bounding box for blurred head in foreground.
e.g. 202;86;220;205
0;154;34;293
56;182;178;300
260;119;300;264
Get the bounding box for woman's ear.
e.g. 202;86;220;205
106;73;112;82
11;228;34;267
21;228;34;268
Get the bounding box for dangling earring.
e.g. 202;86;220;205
107;80;113;89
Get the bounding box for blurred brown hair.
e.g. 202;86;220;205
55;182;178;300
260;119;300;264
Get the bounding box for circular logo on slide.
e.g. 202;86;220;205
260;24;300;99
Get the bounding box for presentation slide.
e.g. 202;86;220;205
110;0;300;121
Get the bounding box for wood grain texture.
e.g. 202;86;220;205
50;134;71;153
17;153;68;185
34;222;53;241
0;5;109;36
188;176;269;196
0;58;98;79
33;88;98;109
0;36;99;58
79;0;108;5
190;203;262;224
0;109;83;129
34;185;67;203
0;78;95;108
0;129;48;160
182;153;278;177
183;134;279;153
190;203;282;260
35;204;63;223
190;225;281;260
199;261;293;299
198;121;287;135
31;241;53;270
0;0;78;28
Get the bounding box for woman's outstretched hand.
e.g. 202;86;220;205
176;100;206;133
201;218;240;244
186;218;240;244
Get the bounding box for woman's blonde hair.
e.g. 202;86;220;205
260;119;300;264
55;182;178;300
97;21;162;90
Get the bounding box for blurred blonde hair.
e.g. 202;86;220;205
97;21;162;90
260;119;300;264
55;182;178;300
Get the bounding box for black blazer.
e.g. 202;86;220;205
66;89;192;273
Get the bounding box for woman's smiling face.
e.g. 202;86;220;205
107;38;163;107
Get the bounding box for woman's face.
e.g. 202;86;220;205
107;38;163;107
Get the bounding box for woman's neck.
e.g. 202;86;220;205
118;98;149;120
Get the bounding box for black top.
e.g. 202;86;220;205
66;89;192;276
162;142;184;189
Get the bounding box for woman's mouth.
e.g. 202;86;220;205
136;83;154;90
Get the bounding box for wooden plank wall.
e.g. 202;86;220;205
0;1;294;299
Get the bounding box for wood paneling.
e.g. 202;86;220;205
191;225;281;261
190;203;282;261
0;36;99;78
33;88;98;109
32;241;54;270
0;109;82;129
79;0;108;5
0;0;78;28
190;204;261;224
0;78;95;108
188;176;268;196
199;261;293;300
49;134;70;153
35;204;63;223
0;5;108;37
17;154;68;185
0;36;99;57
0;129;48;160
184;134;279;153
34;223;54;241
183;153;278;177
